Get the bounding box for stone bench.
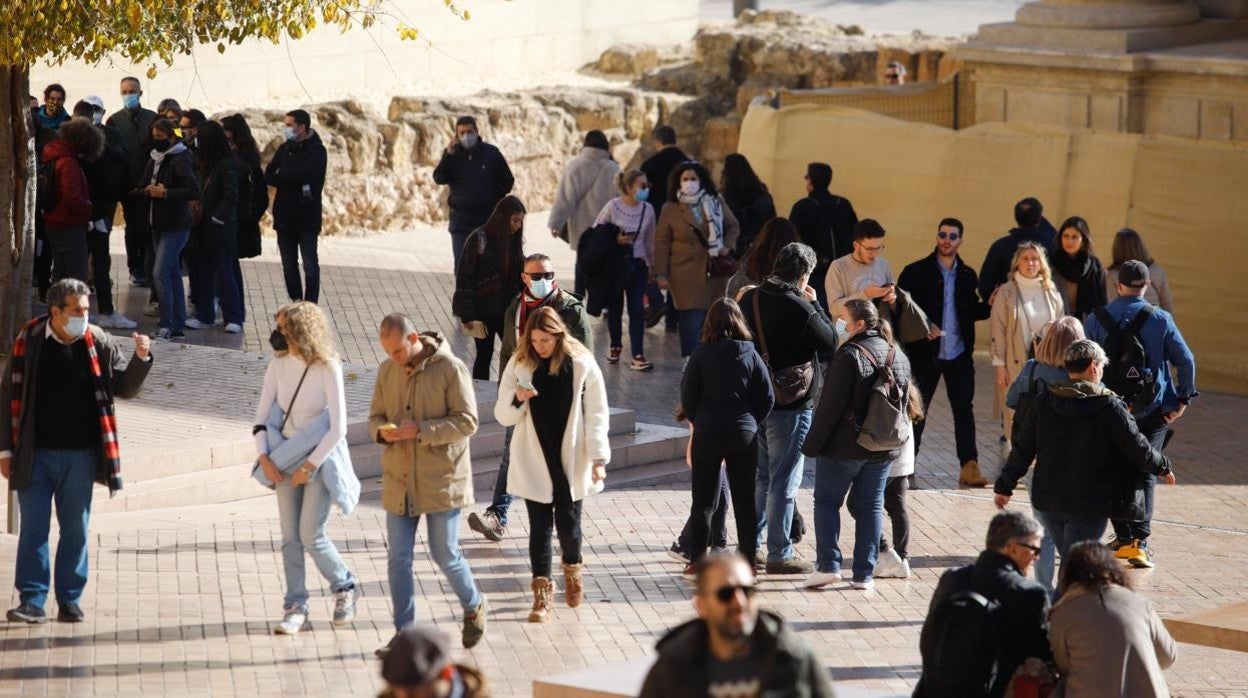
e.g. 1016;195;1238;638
1164;600;1248;653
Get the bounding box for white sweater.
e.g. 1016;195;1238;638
594;197;657;266
253;354;347;467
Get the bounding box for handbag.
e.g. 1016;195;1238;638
253;364;311;484
690;222;737;278
752;291;815;405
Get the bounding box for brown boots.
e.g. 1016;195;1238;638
529;577;554;623
959;459;988;487
563;563;584;608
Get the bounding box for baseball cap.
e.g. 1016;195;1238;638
83;95;105;110
1118;259;1150;288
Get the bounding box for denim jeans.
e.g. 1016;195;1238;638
87;226;115;315
276;228;320;303
1031;502;1057;596
153;229;189;331
386;508;482;631
1035;510;1107;564
486;426;515;525
677;308;707;358
275;476;356;609
754;408;812;563
607;258;650;357
450;229;471;272
813;456;891;581
16;449;98;607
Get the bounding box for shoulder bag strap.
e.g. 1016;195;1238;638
751;291;771;363
279;365;311;433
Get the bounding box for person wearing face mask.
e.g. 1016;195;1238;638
132;118;201;342
452;195;528;380
654;161;741;358
2;278;153;625
106;77;157;288
79;95;125;150
591;169;657;370
1050;216;1108;321
433;115;515;270
40;117;101;293
178;109;205;153
265;109;327;304
467;253;592;543
548;131;621;287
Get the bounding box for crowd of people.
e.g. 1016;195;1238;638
7;82;1202;696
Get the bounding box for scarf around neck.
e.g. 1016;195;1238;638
677;189;725;253
1051;250;1106;317
517;284;558;338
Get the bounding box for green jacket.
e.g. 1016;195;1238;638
499;290;593;372
105;106;157;188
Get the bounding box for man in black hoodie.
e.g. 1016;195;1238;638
789;162;858;311
639;553;836;698
265;109;327;303
978;197;1057;303
432;116;514;270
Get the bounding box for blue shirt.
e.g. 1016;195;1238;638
938;258;965;360
1084;296;1197;416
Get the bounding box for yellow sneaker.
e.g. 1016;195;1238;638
1114;539;1155;569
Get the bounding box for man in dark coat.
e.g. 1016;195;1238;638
432;115;514;270
105;76;157;286
788;162;858;311
978;196;1057;303
638;125;687;330
265;109;327;303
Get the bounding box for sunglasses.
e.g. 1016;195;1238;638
527;272;555;281
711;584;757;603
1015;541;1042;556
937;231;961;241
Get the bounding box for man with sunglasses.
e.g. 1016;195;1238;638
640;553;835;698
467;253;592;543
898;218;992;488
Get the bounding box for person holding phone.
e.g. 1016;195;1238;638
434;115;515;270
593;169;657;370
495;307;610;623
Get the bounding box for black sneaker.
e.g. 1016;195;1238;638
7;602;47;624
765;557;816;575
57;602;85;623
666;542;690;564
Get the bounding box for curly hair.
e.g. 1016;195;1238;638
277;301;337;365
58;117;104;160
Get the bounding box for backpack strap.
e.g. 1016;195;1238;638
1123;304;1155;336
751;290;772;363
1093;306;1119;338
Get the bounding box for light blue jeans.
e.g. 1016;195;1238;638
275;476;355;610
153;228;189;331
387;508;482;631
813;456;891;582
16;449;97;607
754;408;812;562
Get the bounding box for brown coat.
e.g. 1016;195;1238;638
653;197;740;311
369;333;478;516
990;278;1063;440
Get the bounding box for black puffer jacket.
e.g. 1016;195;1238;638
82;140;131;222
727;192;777;258
740;279;839;411
432;141;515;235
681;338;774;435
264;130;327;234
995;380;1170;520
803;330;911;462
135;144;200;234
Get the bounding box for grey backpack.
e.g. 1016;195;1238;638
848;342;911;451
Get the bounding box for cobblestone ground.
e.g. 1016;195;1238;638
1;219;1246;696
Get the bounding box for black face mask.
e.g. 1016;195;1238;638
152;138;171;152
269;329;288;352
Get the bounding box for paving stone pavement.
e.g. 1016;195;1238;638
2;219;1247;696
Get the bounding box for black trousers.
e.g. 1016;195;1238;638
912;350;978;464
276;228;320;303
526;498;583;579
676;466;729;552
1111;409;1169;543
689;428;758;565
121;198;151;279
880;476;910;559
86;227;115;315
471;317;502;381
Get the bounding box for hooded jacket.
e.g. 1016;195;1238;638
995;379;1170;520
432;139;515;235
680;338;774;434
40;139;94;227
639;611;837;698
136;142;200;233
264;130;327;234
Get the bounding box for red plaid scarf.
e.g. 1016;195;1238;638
10;315;124;493
517;282;558;338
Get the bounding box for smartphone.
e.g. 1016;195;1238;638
517;378;536;392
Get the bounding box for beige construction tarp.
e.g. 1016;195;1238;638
740;104;1248;395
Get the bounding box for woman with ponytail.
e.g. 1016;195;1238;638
593;169;657;370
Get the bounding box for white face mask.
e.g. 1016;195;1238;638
91;112;103;125
835;318;848;335
460;133;479;149
681;180;701;196
529;278;553;298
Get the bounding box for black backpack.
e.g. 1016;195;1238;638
1094;305;1158;413
36;159;59;213
916;566;999;698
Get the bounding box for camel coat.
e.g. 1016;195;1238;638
990;278;1063;440
653;197;740;311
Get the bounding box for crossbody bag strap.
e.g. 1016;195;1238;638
752;291;771;363
279;365;311;433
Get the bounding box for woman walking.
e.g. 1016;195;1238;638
720;153;776;259
254;301;361;635
679;298;773;575
185;121;243;333
594;169;657;370
454;195;527;380
1106;228;1175;312
495;307;610;622
654;161;741;358
1050;216;1107;320
990;241;1063;443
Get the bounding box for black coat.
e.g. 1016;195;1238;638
803;330;911;462
739;279;839;411
432;141;514;235
82;139;131;221
639;611;836;698
191;158;239;259
135;145;200;234
264;130;327;234
995;380;1170;520
788;190;858;267
106;106;157;188
898;251;990;365
681;338;774;435
727;192;777;258
452;228;524;325
919;551;1052;698
575;222;630;317
977;219;1057;301
234;149;268;259
639;146;689;205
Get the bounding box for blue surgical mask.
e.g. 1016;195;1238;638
121;93;140;110
282;126;297;141
460;133;478;150
529;278;554;299
64;314;88;340
635;187;650;202
835;318;848;335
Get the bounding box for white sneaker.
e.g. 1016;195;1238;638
873;548;911;579
804;571;841;589
224;323;242;334
97;313;138;330
332;587;357;626
274;604;309;634
850;578;875;591
184;318;211;330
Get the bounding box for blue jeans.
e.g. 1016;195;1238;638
386;509;482;631
276;229;320;303
813;456;891;581
1035;510;1107;565
153;229;189;331
275;477;355;609
192;250;244;326
486;426;515;525
677;308;707;358
16;449;98;607
1031;502;1057;596
607;258;649;357
755;408;812;562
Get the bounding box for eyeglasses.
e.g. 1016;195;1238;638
937;232;960;241
1014;541;1042;556
711;584;757;604
526;272;555;281
859;244;885;253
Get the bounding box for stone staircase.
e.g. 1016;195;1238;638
51;381;691;516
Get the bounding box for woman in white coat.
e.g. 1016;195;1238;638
548;130;622;278
495;306;610;623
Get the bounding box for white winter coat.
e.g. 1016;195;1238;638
547;147;621;249
495;351;612;504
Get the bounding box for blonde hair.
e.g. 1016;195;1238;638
277;301;337;365
1008;241;1054;291
1033;316;1085;368
616;168;646;195
514;306;587;376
